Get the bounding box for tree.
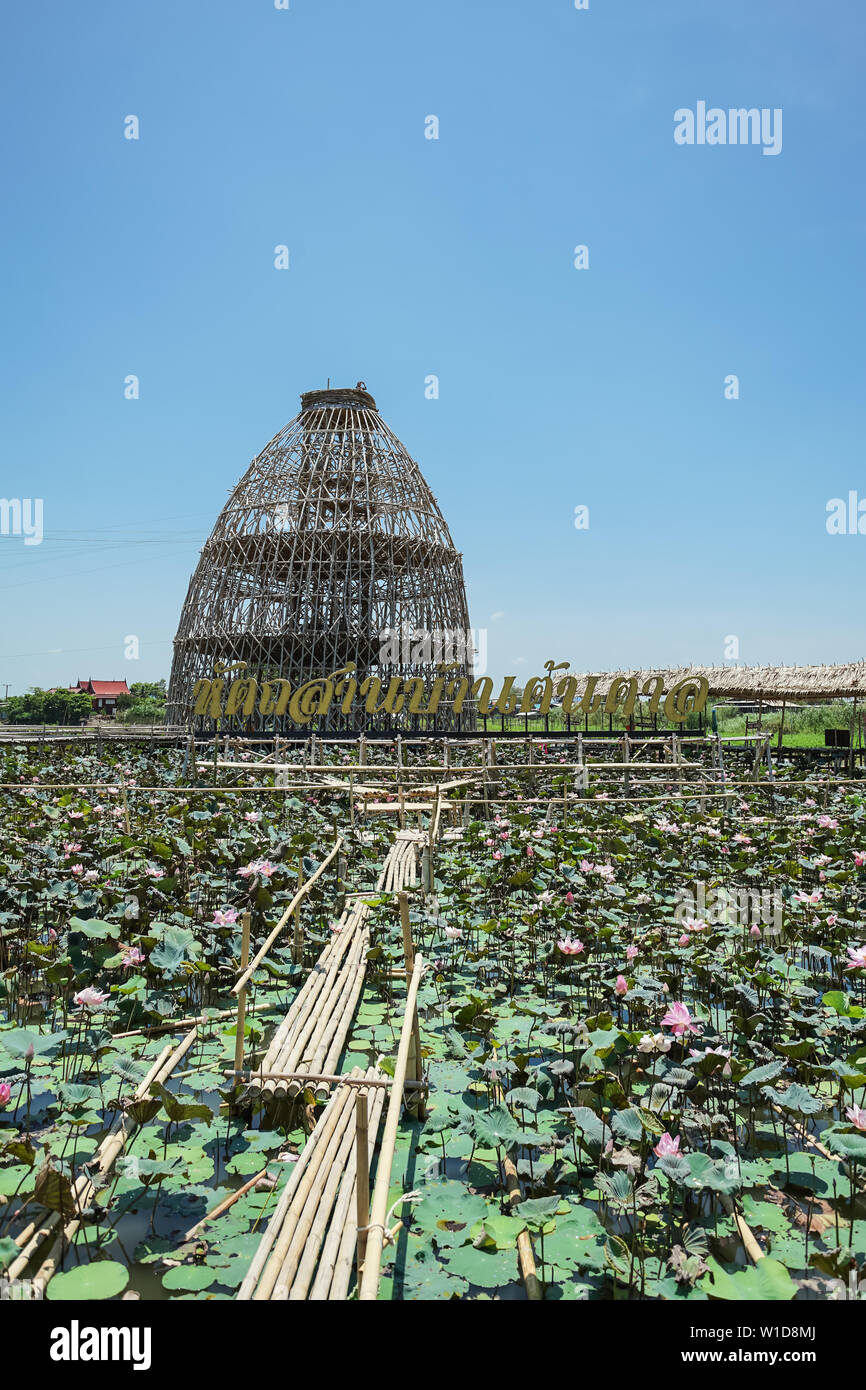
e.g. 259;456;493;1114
0;688;92;725
116;680;166;712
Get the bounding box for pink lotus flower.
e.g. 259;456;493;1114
557;936;584;956
614;974;628;996
0;1083;11;1109
74;986;109;1009
678;934;690;947
846;945;866;971
120;946;145;968
817;815;839;829
244;812;262;823
63;842;82;856
212;908;239;926
238;859;276;879
653;1132;681;1159
845;1103;866;1131
565;891;574;904
661;1001;701;1037
795;889;822;905
492;851;502;861
854;851;866;868
443;926;463;940
689;1045;732;1076
626;945;638;960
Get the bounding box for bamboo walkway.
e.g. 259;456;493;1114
242;901;371;1106
236;825;427;1299
237;1066;388;1300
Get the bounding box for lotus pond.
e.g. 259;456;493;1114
2;739;866;1302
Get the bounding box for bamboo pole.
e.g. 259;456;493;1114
233;911;251;1080
225;1069;421;1090
292;854;305;963
6;1042;175;1283
358;956;425;1300
354;1090;370;1269
184;1165;270;1240
312;1081;388;1300
238;1078;357;1300
28;1035;196;1291
252;1078;359;1300
232;836;343;995
491;1053;543;1300
281;1071;380;1300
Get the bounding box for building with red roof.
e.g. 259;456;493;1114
70;679;131;717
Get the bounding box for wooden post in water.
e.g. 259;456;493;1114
398;892;425;1118
233;911;251;1080
355;1088;370;1270
292;855;305;962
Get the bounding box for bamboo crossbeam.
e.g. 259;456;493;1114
232;836;343;996
112;997;279;1039
358;956;426;1301
225;1069;423;1089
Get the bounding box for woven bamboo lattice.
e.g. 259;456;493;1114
167;385;473;731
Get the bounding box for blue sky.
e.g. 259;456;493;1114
1;0;864;693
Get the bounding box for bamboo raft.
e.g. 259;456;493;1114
377;828;423;892
237;1066;389;1301
243;900;371;1105
242;830;423;1107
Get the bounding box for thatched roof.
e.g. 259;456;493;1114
557;662;866;704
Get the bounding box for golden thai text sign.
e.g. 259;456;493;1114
190;661;709;726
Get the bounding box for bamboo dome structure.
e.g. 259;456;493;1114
166;384;474;732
